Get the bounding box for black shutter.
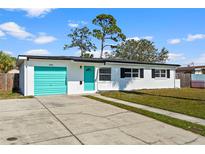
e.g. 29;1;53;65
140;68;144;78
167;69;170;78
120;68;125;78
152;69;155;78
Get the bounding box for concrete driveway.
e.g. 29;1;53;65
1;95;205;145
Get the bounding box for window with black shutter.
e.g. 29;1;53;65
120;68;143;78
167;69;170;78
153;69;167;78
152;69;155;78
120;68;125;78
140;68;144;78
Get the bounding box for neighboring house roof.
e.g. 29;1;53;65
176;67;194;73
17;55;180;67
193;65;205;69
176;65;205;73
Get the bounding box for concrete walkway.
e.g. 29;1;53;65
94;94;205;126
2;95;205;144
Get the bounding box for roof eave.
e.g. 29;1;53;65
17;55;180;67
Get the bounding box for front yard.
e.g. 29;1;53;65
101;88;205;119
0;91;32;100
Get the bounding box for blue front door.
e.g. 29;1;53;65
84;66;95;91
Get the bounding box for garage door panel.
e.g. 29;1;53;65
34;79;66;83
34;66;67;96
34;88;67;96
35;82;66;86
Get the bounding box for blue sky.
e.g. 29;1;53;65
0;8;205;65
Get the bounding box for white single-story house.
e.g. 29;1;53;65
17;55;181;96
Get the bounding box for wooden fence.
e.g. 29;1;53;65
0;73;19;91
176;73;191;88
176;73;205;88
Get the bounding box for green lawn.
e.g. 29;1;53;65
0;91;33;100
138;88;205;101
101;88;205;119
86;95;205;137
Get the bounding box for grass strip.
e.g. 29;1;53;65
0;91;33;100
101;91;205;119
85;95;205;137
135;91;205;102
138;88;205;101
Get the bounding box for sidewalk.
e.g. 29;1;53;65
94;94;205;126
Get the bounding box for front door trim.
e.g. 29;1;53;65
84;66;95;91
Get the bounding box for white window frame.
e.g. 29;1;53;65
99;67;112;81
132;68;139;78
124;68;140;78
155;69;166;78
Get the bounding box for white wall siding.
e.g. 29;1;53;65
97;66;120;91
24;59;100;95
195;70;203;74
175;79;180;88
97;66;176;91
21;59;179;96
67;62;100;94
68;62;84;94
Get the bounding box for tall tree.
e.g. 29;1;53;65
0;51;16;73
64;26;96;57
92;14;126;58
112;39;169;63
157;47;169;63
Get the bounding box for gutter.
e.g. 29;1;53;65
17;55;180;67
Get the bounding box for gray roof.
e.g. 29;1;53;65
18;55;180;67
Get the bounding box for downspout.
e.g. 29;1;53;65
174;67;179;88
26;59;28;96
174;68;176;88
96;67;99;92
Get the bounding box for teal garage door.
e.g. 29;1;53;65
84;66;95;91
34;66;67;96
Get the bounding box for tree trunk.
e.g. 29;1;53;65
81;51;83;57
100;39;104;58
80;47;83;57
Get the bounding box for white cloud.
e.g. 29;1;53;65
4;51;12;55
25;49;50;55
168;53;186;62
167;38;181;45
68;23;79;28
81;21;88;25
142;36;153;40
168;53;205;66
7;8;53;17
126;36;140;41
34;34;57;44
0;22;56;44
126;36;153;41
0;22;33;40
0;30;5;37
193;53;205;64
68;20;88;28
186;34;205;42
